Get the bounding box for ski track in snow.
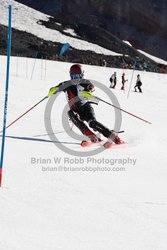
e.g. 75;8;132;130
0;56;167;249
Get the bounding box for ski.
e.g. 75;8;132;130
81;140;102;147
103;141;113;149
81;130;125;149
81;140;125;149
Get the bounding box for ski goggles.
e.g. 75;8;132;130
70;73;84;79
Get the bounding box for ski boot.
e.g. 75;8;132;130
84;129;101;143
108;131;124;144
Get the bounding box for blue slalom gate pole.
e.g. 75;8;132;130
0;5;12;187
127;62;136;99
30;51;38;80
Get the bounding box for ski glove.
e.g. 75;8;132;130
81;91;99;104
86;83;95;92
81;90;94;98
47;86;59;97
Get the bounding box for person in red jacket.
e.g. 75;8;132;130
48;64;123;144
121;73;128;90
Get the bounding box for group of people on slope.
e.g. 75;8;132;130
109;72;143;92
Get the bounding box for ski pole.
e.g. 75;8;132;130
0;96;48;133
82;91;151;124
97;96;151;124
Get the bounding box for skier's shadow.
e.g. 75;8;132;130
0;135;80;145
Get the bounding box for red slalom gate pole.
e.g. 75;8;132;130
122;63;125;74
0;96;48;134
97;97;151;125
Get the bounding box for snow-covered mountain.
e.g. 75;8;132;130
0;0;119;55
0;0;166;72
16;0;167;61
0;55;167;250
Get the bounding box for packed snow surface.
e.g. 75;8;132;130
0;56;167;249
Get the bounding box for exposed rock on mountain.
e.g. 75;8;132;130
1;0;167;73
17;0;167;60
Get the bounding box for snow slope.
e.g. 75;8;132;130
0;55;167;250
0;0;121;56
123;41;167;65
138;49;167;65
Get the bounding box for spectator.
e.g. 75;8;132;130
102;59;107;67
109;72;117;89
134;74;142;93
139;63;143;71
143;62;148;71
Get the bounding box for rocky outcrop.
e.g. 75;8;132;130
1;21;165;73
17;0;167;60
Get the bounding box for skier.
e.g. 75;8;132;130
134;74;142;92
109;72;117;88
121;73;128;90
47;64;123;145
